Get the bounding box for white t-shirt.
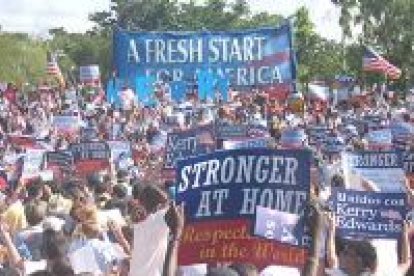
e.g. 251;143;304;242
129;208;169;276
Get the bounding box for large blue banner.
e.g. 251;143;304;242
332;189;407;239
113;23;297;101
164;125;216;169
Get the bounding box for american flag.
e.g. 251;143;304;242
46;52;65;85
363;46;401;80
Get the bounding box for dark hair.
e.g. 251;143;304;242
229;263;259;276
355;240;377;271
25;200;47;226
331;174;345;188
41;229;68;261
112;184;127;199
27;180;43;199
50;259;75;276
207;267;239;276
134;185;166;213
28;271;53;276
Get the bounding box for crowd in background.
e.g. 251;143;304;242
0;80;412;276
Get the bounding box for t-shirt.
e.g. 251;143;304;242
129;208;169;276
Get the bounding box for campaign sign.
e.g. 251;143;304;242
45;151;74;169
342;151;405;192
53;116;80;136
69;142;110;176
254;206;301;246
79;65;100;84
22;149;45;179
107;141;132;161
164;125;215;169
80;127;99;142
8;135;38;149
113;23;297;95
215;124;248;140
332;189;406;239
175;148;310;266
365;129;392;147
223;137;269;150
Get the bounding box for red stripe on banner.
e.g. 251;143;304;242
178;219;307;269
248;51;291;68
74;159;110;177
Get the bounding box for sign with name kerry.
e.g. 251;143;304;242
332;189;406;239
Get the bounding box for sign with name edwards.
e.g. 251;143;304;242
342;151;405;192
69;142;110;176
164;125;215;169
332;189;406;239
175;148;310;266
114;23;297;90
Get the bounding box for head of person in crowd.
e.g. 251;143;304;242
229;263;259;276
207;266;239;276
338;239;377;275
132;184;168;215
25;200;47;227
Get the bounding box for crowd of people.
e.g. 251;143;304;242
0;79;412;276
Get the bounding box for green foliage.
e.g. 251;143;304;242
48;29;111;81
1;0;371;89
294;7;344;85
333;0;413;87
0;33;47;85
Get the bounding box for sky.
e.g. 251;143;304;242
0;0;343;41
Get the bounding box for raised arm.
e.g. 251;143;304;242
163;202;184;276
326;212;338;269
303;198;324;276
0;220;23;270
398;221;412;274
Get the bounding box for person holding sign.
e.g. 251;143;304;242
324;214;412;276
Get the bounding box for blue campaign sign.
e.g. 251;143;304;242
175;148;311;245
402;150;414;174
342;151;405;192
215;123;248;140
164;125;216;169
223;137;269;150
332;189;407;239
113;23;297;99
365;129;392;146
343;151;402;169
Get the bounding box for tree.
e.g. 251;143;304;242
48;29;111;81
0;33;47;85
86;2;345;85
332;0;413;87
